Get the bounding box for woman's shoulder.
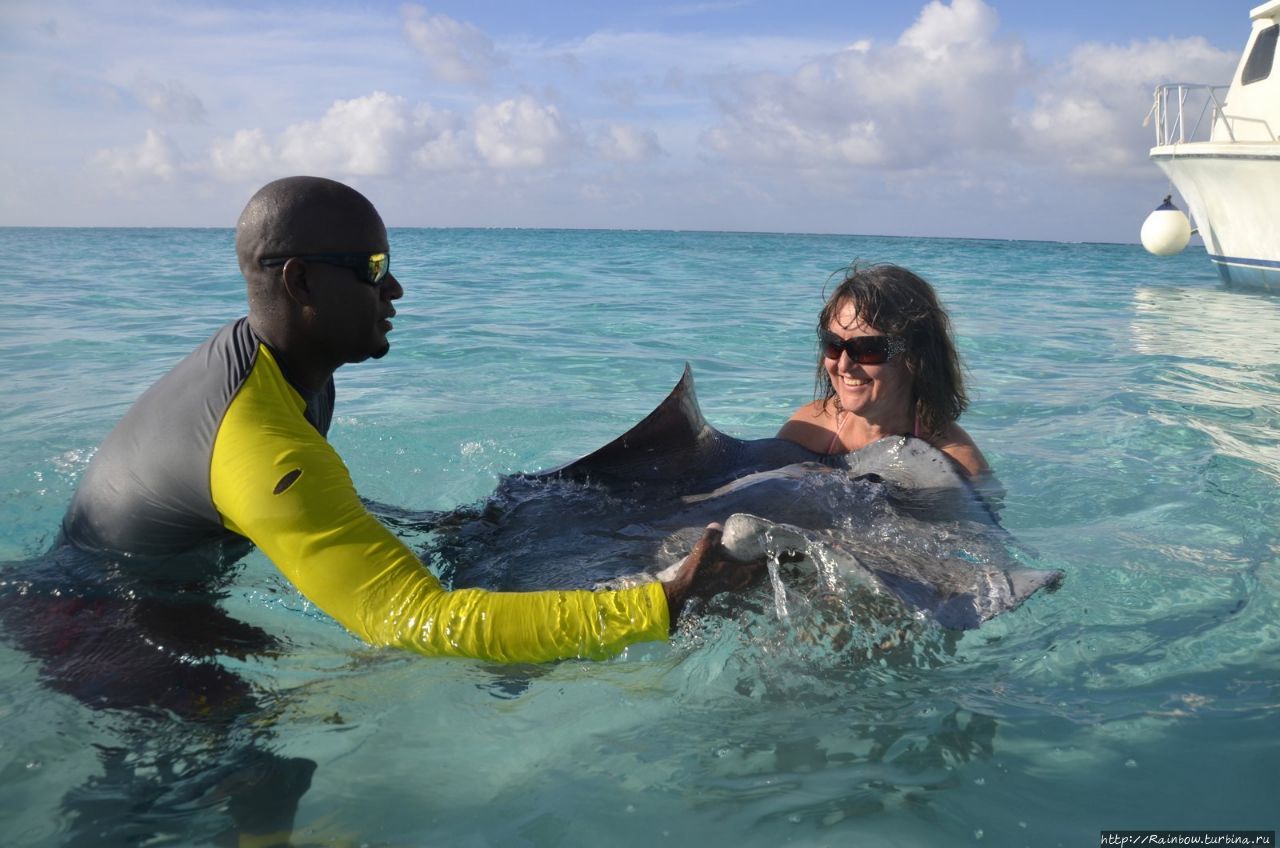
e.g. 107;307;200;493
783;399;830;424
777;400;836;452
929;422;989;478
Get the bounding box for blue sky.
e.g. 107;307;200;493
0;0;1259;240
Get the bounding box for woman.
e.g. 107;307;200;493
777;263;989;478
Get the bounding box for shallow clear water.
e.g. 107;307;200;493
1;227;1277;846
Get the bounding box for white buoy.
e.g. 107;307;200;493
1140;195;1192;256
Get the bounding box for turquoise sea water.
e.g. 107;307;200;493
1;227;1277;846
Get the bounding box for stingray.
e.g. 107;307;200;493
420;365;1061;631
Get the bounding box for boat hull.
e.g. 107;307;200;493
1151;144;1280;293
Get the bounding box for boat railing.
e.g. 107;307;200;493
1148;82;1275;145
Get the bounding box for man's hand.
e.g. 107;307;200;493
661;523;766;630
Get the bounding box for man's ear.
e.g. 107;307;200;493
281;257;316;307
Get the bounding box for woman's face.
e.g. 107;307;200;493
824;299;912;424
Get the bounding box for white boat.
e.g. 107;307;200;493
1147;0;1280;292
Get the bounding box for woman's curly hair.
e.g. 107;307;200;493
814;263;968;438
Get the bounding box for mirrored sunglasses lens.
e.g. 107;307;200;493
368;253;389;284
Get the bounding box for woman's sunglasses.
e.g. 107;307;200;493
259;252;390;286
818;329;906;365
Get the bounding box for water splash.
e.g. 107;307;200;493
766;558;789;619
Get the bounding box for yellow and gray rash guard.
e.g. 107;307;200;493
61;318;668;662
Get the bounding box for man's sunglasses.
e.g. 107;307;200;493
818;329;906;365
259;252;390;286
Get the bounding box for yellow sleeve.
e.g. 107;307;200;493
209;348;670;662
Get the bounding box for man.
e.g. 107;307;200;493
60;175;752;664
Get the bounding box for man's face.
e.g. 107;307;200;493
304;211;404;368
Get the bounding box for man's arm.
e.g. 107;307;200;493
209;362;680;663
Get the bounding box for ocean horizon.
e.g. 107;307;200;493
3;223;1155;248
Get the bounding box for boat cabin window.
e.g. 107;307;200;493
1242;23;1278;85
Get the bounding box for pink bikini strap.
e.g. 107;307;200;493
827;408;846;455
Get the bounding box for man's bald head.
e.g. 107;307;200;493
235;176;386;278
236;176;390;319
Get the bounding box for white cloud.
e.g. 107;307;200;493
702;0;1028;170
411;129;472;170
210;128;275;181
410;103;472;170
402;4;505;85
597;124;664;162
209;95;471;179
899;0;997;60
277;91;413;176
1018;37;1237;174
474;96;572;168
92;129;183;181
700;0;1236;182
132;78;207;123
204;91;581;177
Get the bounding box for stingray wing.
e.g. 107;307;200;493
529;364;819;489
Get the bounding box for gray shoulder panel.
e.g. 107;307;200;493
62;319;265;556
